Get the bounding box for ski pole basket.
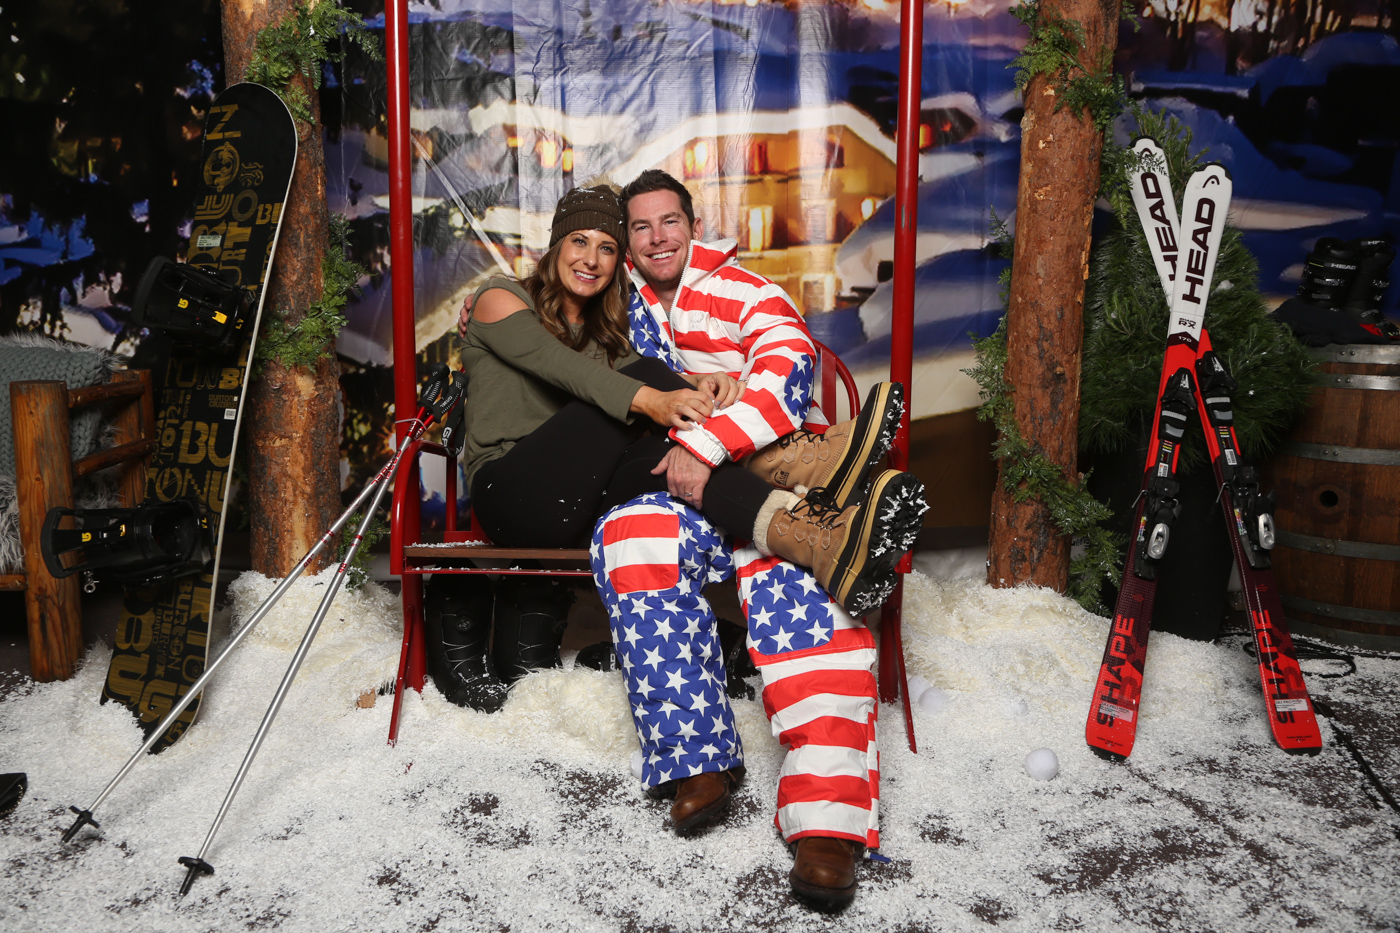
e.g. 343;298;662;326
132;256;252;349
41;496;213;587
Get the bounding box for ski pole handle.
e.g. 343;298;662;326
417;363;451;414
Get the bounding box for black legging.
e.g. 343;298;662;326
470;357;773;548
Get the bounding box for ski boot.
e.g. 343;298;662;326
1296;237;1362;312
0;773;26;820
1342;238;1400;340
423;574;509;713
493;578;576;684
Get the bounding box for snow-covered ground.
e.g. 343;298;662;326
1;562;1397;932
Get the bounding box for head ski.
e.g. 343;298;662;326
1086;138;1321;758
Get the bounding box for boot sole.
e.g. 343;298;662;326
821;382;904;511
826;470;929;617
790;873;857;909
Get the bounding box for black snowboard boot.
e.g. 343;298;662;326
1342;238;1400;340
1297;237;1362;312
493;578;576;684
423;574;509;713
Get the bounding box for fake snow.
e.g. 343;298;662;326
1;566;1398;932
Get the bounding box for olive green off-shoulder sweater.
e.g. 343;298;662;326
459;277;642;488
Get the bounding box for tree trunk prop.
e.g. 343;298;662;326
988;0;1120;592
222;0;340;577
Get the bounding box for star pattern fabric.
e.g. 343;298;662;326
626;290;683;373
737;553;837;658
591;494;742;790
595;495;882;849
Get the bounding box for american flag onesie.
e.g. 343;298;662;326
589;238;880;849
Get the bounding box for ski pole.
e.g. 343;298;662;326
177;371;465;896
60;365;458;845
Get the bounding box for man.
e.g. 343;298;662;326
590;169;926;908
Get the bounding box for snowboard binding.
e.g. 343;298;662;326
41;496;213;587
132;255;252;349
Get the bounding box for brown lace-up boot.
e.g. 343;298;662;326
746;382;903;510
790;836;862;907
758;469;926;617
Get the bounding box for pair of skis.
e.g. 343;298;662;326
1085;139;1322;760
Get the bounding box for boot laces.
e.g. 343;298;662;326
775;428;822;451
789;486;843;525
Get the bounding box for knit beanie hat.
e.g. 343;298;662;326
550;185;625;248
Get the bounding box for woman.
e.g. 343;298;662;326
430;186;908;711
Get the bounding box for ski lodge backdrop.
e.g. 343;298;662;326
6;0;1398;543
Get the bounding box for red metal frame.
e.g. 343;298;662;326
878;0;924;752
386;341;857;743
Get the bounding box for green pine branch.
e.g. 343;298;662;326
245;0;382;125
256;213;364;372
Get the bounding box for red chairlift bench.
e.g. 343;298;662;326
386;340;861;743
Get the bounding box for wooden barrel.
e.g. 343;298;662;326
1265;344;1400;649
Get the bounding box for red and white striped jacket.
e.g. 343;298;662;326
627;238;819;467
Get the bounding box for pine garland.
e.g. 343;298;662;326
964;0;1138;613
965;307;1122;613
1009;0;1134;131
245;0;381;126
256;213;365;372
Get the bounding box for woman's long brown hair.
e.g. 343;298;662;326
522;235;632;365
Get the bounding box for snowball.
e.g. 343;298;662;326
917;686;949;714
630;749;645;779
1024;747;1060;781
906;674;931;699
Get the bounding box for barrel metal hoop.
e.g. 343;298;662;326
1280;441;1400;467
1309;345;1400;365
1275;530;1400;562
1317;373;1400;391
1281;594;1400;627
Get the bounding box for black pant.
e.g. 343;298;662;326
471;357;773;548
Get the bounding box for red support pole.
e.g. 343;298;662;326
879;0;923;753
386;0;422;741
386;0;416;443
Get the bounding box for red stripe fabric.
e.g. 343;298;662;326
776;773;872;808
776;715;872;752
609;563;678;595
761;668;878;720
601;511;678;546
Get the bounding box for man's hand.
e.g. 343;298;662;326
651;445;714;509
687;372;745;410
457;293;475;339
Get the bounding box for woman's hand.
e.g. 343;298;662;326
631;386;714;430
687;372;745;410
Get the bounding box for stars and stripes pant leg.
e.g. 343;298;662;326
737;548;880;850
591;493;743;791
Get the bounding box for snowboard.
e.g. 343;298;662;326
102;83;296;753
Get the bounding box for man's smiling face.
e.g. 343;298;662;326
625;189;704;295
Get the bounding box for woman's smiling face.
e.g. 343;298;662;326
556;228;619;311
